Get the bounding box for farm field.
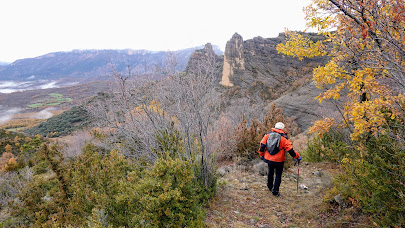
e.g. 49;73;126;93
28;93;73;109
0;80;109;131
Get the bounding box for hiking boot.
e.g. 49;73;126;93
272;191;280;197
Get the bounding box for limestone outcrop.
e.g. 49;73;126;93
220;33;245;87
218;32;332;131
186;32;333;131
186;43;224;83
220;32;328;89
272;81;338;131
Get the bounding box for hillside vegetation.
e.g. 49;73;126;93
0;46;222;227
25;106;90;137
0;81;110;133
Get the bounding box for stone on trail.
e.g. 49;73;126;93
217;165;232;177
299;184;308;190
253;161;268;176
312;170;323;177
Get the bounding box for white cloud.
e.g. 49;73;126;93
0;0;312;62
0;80;60;93
0;108;22;124
30;107;56;119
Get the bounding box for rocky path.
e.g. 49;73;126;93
205;161;343;227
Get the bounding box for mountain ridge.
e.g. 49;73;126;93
0;46;223;81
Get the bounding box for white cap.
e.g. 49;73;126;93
275;122;285;130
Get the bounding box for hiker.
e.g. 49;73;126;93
258;122;301;196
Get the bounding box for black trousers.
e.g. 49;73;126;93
267;161;284;194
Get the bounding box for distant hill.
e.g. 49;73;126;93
0;62;8;72
0;47;223;81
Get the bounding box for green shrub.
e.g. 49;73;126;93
336;132;405;227
10;141;213;227
302;135;324;162
66;144;134;226
9;143;133;227
153;125;217;204
306;120;405;226
25;106;89;137
303;127;352;163
124;154;206;227
10;176;61;227
153;125;185;158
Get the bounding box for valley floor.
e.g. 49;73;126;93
205;162;372;228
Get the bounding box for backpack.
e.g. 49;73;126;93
266;132;281;155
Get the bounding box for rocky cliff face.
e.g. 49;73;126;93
188;32;333;131
220;33;245;87
220;33;335;130
186;43;224;83
220;32;328;89
272;81;338;131
186;44;222;69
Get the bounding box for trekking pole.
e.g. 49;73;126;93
296;160;299;193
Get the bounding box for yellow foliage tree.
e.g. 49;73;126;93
309;117;335;137
3;157;17;171
0;152;15;171
5;144;12;153
277;0;405;140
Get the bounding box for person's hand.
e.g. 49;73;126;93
297;155;302;162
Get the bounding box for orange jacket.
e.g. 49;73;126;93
258;128;299;163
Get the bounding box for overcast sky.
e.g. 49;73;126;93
0;0;311;63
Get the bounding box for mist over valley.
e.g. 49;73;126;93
0;46;223;129
0;80;78;94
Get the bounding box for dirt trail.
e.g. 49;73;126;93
205;162;342;227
